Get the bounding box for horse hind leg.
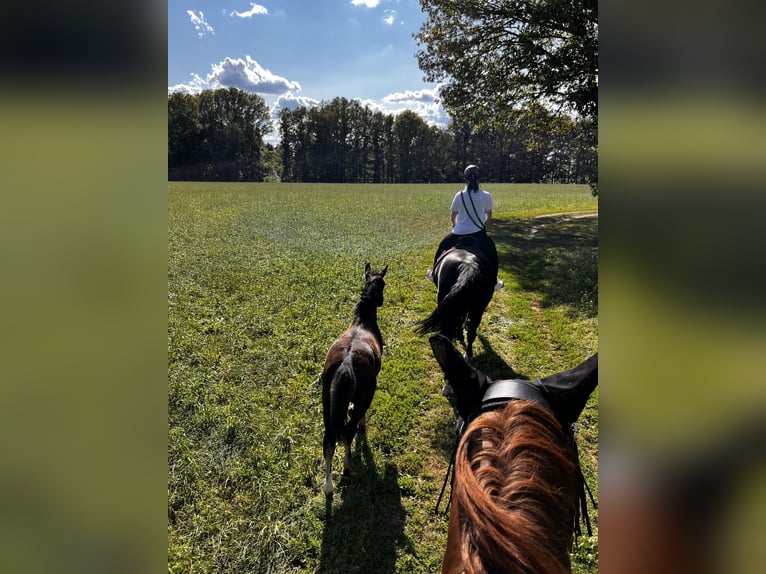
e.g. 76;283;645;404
322;430;336;497
465;310;484;358
342;405;368;478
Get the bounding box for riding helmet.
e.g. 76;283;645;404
464;164;479;179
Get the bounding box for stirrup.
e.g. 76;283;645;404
494;280;504;292
425;269;434;282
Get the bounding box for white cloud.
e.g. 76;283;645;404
271;93;321;115
383;10;397;26
168;56;301;96
187;10;214;37
353;98;389;114
210;56;301;94
383;87;441;105
230;3;269;19
380;87;449;126
168;73;209;96
351;0;382;8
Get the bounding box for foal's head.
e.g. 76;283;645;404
360;261;388;307
429;334;598;574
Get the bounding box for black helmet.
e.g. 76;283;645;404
464;164;479;179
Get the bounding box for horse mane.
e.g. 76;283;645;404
453;400;581;574
350;272;385;348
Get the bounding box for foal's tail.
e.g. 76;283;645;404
416;260;482;336
324;358;357;442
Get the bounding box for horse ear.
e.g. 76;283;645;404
536;353;598;425
428;334;490;421
381;264;388;277
364;261;371;278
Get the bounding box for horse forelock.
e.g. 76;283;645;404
450;401;581;574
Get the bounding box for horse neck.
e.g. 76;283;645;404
449;402;579;573
352;298;378;325
351;294;382;345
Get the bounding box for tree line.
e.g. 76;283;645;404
168;88;595;184
169;2;596;186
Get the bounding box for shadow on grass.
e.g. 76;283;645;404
320;432;411;574
471;334;526;381
491;215;598;317
428;335;528;474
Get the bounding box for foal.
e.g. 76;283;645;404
321;262;387;497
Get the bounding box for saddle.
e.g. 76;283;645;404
434;235;489;270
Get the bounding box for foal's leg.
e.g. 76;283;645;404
342;402;370;477
322;430;336;497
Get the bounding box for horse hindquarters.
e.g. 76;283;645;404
321;360;357;497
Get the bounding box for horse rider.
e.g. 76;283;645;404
427;164;503;291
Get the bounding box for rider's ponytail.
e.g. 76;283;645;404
464;164;480;193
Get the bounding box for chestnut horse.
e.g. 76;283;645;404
416;236;495;358
429;334;598;573
321;262;388;497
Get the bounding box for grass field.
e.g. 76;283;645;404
168;182;599;573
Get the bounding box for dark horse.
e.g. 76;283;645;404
428;334;598;573
321;262;388;497
416;236;495;358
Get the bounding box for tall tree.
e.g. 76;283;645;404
170;88;271;181
393;110;434;183
415;0;598;121
416;1;597;188
168;93;202;178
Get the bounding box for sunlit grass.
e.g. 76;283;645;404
168;182;598;573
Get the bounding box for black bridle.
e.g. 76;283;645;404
455;379;550;438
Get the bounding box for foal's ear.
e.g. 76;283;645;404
537;353;598;425
429;334;490;421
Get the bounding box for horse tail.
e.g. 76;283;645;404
416;259;481;336
325;357;357;442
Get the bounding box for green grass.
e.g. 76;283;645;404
168;182;598;573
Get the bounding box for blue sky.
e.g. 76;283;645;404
168;1;448;139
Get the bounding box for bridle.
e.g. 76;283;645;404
455;379;550;438
436;378;596;538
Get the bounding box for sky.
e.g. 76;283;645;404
168;0;449;141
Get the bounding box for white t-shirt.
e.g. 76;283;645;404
450;188;494;234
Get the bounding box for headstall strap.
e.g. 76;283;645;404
480;379;551;414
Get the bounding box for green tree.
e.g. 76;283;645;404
393;110;434;183
168;93;202;179
190;87;271;181
415;0;598;121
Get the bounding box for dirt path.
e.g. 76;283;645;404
533;211;598;219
